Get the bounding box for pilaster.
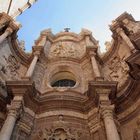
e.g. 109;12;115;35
89;80;120;140
87;48;102;78
25;45;43;78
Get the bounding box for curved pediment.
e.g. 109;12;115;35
36;29;99;59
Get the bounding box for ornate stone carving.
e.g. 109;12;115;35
3;55;20;80
107;56;129;89
48;41;86;59
36;115;82;140
38;128;81;140
123;19;140;34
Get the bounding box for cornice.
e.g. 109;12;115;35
5;79;97;114
10;36;32;66
101;36;119;63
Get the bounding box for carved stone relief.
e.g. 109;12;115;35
48;41;86;59
105;56;129;89
38;128;81;140
34;115;82;140
123;19;140;34
2;54;20;80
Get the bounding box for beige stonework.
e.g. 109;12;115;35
0;12;139;140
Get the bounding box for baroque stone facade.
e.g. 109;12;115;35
0;12;140;140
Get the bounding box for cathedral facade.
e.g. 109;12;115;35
0;11;140;140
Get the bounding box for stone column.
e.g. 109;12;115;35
0;27;13;44
98;89;120;140
100;105;120;140
0;96;23;140
116;27;135;52
89;52;101;78
25;48;41;78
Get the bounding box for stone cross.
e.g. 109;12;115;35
64;28;70;32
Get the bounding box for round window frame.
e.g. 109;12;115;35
49;71;79;88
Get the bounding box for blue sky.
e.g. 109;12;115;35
17;0;140;52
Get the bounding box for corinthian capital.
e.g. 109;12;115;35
32;45;43;56
100;105;115;119
7;96;23;118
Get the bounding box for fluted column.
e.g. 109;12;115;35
0;96;23;140
0;27;13;44
116;27;135;52
89;52;101;78
25;47;42;78
100;105;120;140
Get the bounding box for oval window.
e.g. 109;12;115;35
51;71;76;87
52;79;76;87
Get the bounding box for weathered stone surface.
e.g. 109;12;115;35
0;12;140;140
